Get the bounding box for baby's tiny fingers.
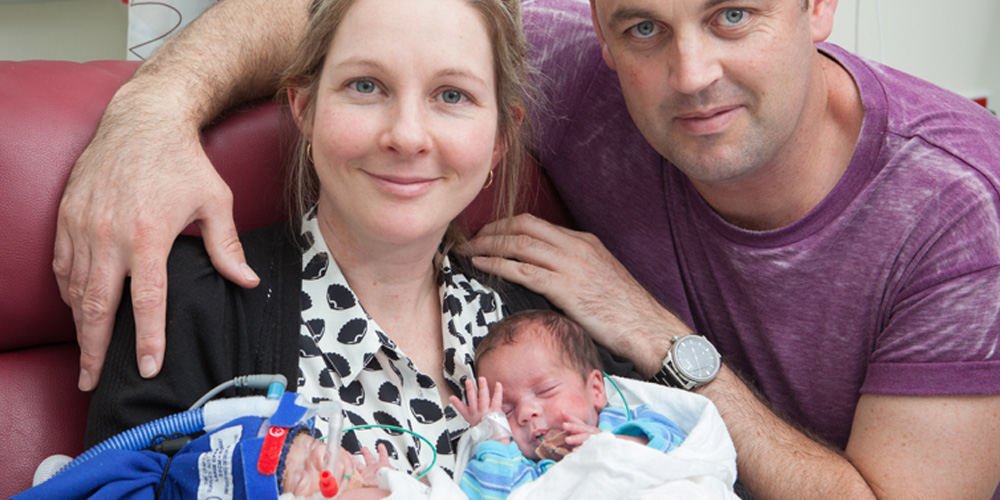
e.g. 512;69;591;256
477;376;492;406
359;446;377;465
490;382;504;411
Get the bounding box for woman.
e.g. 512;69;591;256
86;0;546;480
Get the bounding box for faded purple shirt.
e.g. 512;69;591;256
524;0;1000;450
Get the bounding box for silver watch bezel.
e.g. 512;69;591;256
653;335;721;390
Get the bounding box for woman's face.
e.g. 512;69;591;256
291;0;500;249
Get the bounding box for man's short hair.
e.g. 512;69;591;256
475;310;604;379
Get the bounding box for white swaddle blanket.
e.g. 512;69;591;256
376;376;740;500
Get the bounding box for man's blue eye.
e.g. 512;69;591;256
441;90;464;104
352;80;376;93
631;20;657;38
721;9;746;26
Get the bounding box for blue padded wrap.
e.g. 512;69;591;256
239;436;279;500
269;392;309;428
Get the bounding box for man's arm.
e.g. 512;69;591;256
465;214;1000;499
54;0;308;391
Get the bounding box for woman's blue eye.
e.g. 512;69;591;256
441;89;464;104
630;20;657;38
720;9;747;26
352;80;376;93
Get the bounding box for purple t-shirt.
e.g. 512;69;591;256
523;0;1000;450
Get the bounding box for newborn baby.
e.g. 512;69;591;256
450;310;687;500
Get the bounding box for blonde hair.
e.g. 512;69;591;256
278;0;535;252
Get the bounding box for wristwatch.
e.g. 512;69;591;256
650;335;721;390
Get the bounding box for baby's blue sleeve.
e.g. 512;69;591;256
599;405;687;453
460;440;552;500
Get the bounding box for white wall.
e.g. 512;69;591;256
0;0;128;62
828;0;998;111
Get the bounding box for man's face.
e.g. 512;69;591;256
591;0;828;187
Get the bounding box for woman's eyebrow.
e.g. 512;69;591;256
433;68;488;88
332;57;391;74
331;59;487;88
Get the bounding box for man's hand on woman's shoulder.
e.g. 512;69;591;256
53;86;259;392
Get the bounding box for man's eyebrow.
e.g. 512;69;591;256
702;0;734;10
607;7;658;28
607;0;745;27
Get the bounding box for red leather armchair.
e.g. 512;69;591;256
0;60;569;498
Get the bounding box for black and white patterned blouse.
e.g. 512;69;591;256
297;212;503;476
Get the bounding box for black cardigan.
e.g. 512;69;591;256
85;223;551;447
85;222;637;447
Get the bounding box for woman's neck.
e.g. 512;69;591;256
315;212;454;404
316;213;443;324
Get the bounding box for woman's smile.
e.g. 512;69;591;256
365;170;442;199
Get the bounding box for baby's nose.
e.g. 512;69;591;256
309;440;328;469
516;402;541;425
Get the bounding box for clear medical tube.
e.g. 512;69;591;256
317;401;344;498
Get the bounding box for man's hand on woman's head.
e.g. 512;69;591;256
53;92;259;392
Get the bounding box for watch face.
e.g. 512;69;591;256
674;336;720;382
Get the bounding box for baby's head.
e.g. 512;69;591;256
474;310;607;460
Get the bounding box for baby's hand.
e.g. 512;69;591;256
349;443;392;488
449;377;503;427
559;413;603;448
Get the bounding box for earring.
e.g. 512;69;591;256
482;169;495;190
306;143;314;164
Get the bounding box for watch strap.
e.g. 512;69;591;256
650;359;697;390
649;335;719;390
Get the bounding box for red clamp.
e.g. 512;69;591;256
257;426;288;475
319;470;338;498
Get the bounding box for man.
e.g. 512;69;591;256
54;0;1000;498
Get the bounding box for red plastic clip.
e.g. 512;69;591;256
319;470;339;498
258;426;288;475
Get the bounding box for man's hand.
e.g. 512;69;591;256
53;90;259;392
464;213;686;375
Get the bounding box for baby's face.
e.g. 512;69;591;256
282;432;328;496
476;334;606;460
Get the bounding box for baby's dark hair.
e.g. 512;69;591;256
475;310;603;379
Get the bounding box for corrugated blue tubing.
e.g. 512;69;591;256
57;407;205;475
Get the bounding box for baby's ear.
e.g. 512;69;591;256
588;370;607;409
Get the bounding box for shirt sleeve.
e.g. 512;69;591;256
599;405;687;453
863;162;1000;396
